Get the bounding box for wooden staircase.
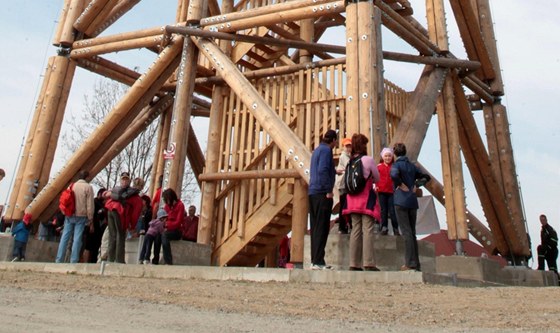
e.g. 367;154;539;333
212;181;294;267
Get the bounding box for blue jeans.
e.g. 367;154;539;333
140;234;157;261
56;216;87;263
12;240;27;260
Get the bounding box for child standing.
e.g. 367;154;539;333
377;148;399;235
139;209;167;264
12;213;33;262
335;138;353;234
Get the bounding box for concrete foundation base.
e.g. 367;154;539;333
0;236;58;262
435;256;558;287
0;234;210;266
304;232;436;272
121;238;211;266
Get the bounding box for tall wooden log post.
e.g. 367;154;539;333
57;0;85;47
161;0;206;195
25;39;183;219
346;1;385;153
476;0;528;259
149;108;171;198
484;102;530;258
4;58;54;222
453;79;526;256
368;6;386;155
38;59;77;195
198;0;234;247
11;56;75;221
427;0;468;245
289;18;314;266
345;1;360;137
476;0;503;95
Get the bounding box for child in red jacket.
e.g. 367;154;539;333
377;148;399;236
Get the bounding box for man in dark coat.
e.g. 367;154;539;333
537;214;558;274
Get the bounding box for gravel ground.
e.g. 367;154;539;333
0;270;558;332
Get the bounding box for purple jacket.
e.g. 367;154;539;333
146;218;165;237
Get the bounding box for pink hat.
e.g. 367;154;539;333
380;147;393;157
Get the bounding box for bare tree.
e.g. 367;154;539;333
61;79;199;203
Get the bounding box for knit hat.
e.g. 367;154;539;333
120;172;130;180
380;147;393;158
156;209;168;220
341;138;352;147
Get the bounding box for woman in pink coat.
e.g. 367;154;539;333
342;133;380;271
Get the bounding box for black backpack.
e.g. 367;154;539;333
344;155;368;194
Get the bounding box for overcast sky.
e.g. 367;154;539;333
0;1;558;267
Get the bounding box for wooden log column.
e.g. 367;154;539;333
368;6;386;155
5;58;54;222
58;0;85;47
427;0;468;242
161;0;207;195
12;56;74;221
345;0;359;137
476;0;504;95
289;17;314;266
38;60;77;195
484;102;529;256
198;0;233;247
149;107;172;198
453;80;516;256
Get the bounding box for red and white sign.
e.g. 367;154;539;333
163;142;176;160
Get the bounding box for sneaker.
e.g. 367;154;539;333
11;257;19;262
349;267;363;271
311;264;322;270
143;260;151;265
394;230;401;236
322;265;333;270
381;229;388;236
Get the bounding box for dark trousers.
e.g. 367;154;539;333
338;193;350;233
140;234;157;261
309;194;333;266
161;229;182;265
152;234;162;264
12;240;27;260
107;210;126;263
378;192;398;232
395;205;419;270
537;245;558;272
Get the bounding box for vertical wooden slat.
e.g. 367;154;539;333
345;2;360;137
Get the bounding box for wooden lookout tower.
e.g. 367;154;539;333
5;0;530;266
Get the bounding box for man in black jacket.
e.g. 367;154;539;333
537;214;558;274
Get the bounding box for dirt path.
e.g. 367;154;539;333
0;270;558;332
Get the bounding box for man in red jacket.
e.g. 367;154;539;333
105;173;143;263
182;205;199;242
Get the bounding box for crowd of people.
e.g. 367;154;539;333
308;129;560;275
307;130;420;271
6;169;199;265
